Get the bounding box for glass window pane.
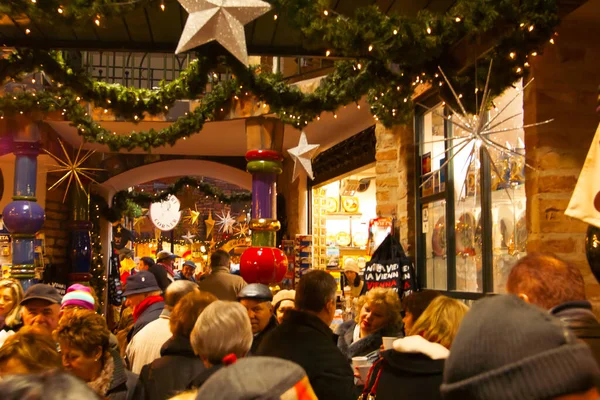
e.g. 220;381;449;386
486;82;527;293
420;104;446;197
423;201;447;290
452;126;483;293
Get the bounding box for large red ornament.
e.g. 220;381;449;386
240;246;288;284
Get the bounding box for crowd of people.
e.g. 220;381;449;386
0;251;600;400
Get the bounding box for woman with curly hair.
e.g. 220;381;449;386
54;309;137;400
360;295;469;400
336;288;402;361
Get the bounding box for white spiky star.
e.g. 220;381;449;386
216;210;236;234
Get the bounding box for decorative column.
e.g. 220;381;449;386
68;185;92;283
2;119;45;290
240;117;288;284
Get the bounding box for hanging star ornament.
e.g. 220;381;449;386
418;60;553;202
182;230;196;244
235;222;250;236
216;210;236;234
184;205;201;225
44;139;104;203
205;210;216;238
287;131;320;182
175;0;271;66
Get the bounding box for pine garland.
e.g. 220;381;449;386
0;0;560;149
94;176;251;222
90;198;106;310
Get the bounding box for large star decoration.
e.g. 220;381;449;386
216;210;236;234
205;210;216;238
45;139;103;203
287;131;320;182
175;0;271;66
184;205;201;225
182;231;196;244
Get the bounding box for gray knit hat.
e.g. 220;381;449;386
441;295;600;400
195;357;315;400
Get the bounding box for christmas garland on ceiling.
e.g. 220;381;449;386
94;176;252;222
0;0;560;150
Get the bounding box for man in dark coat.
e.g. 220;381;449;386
238;283;278;354
507;252;600;365
123;271;165;340
257;270;359;400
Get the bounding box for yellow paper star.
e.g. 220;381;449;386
134;216;146;234
205;210;216;238
184;206;201;225
235;222;249;236
44;139;103;203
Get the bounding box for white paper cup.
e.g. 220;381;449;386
357;365;371;383
382;336;396;350
351;356;369;369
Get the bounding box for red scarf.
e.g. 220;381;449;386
133;295;164;322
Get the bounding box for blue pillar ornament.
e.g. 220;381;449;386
2;140;45;290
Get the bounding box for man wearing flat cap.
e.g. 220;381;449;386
20;284;62;336
238;283;279;354
154;250;180;291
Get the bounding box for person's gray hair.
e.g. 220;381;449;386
190;301;252;365
165;280;199;308
0;371;99;400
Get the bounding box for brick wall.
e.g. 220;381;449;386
525;16;600;308
374;122;416;255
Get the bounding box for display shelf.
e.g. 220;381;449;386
325;213;363;219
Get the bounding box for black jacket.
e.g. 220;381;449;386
187;365;224;390
362;337;447;400
107;350;138;400
551;301;600;366
336;321;399;362
133;335;205;400
129;300;165;341
149;263;172;292
256;310;359;400
250;315;278;354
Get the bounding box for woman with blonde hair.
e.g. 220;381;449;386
0;278;24;332
54;309;137;400
336;288;402;361
360;296;469;400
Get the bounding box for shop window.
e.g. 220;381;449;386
310;165;377;274
416;84;527;298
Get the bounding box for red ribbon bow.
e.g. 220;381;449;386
222;353;238;366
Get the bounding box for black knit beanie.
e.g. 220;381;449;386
441;295;600;400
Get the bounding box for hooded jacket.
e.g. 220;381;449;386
133;335;206;400
362;335;448;400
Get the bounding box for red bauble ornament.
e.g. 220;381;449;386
240;246;288;284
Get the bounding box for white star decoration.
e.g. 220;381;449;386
287;131;320;182
182;231;196;243
216;210;236;234
175;0;271;65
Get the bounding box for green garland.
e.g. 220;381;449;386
0;0;560;148
90;197;106;311
94;176;252;222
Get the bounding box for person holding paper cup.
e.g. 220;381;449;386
336;288;402;362
359;296;468;400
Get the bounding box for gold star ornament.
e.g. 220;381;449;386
175;0;271;65
45;139;103;203
205;210;216;238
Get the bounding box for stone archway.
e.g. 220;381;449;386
95;159;252;309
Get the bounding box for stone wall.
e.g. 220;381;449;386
374;122;416;255
525;14;600;308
